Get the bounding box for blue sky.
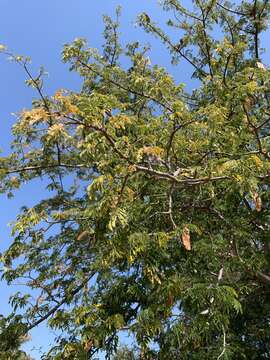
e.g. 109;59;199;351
0;1;269;358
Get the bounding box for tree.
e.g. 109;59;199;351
0;315;33;360
0;1;270;358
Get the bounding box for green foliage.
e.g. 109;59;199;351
0;315;33;359
0;1;270;359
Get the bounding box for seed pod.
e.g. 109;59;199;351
77;230;90;241
252;192;262;212
182;226;191;251
244;96;255;111
84;339;93;352
166;291;174;307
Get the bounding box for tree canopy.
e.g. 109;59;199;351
0;1;270;359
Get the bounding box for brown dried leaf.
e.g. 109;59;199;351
84;339;93;352
244;96;255;111
252;192;262;212
166;291;174;307
182;226;191;251
77;230;90;241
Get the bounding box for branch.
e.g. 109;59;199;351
197;2;214;78
256;114;270;129
168;183;176;230
12;55;69;192
223;53;232;86
115;174;129;207
253;0;259;60
217;325;227;360
2;163;87;175
170;2;202;22
77;60;173;113
141;21;207;77
242;104;270;160
217;2;248;16
26;272;95;332
135;165;228;184
66;117;231;186
64;117;131;163
166;120;196;162
255;271;270;286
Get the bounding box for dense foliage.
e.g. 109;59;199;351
0;1;270;359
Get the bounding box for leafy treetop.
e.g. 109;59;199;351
0;1;270;359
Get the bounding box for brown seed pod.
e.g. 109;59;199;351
252;192;262;212
182;226;191;251
84;339;93;352
166;291;174;307
244;96;255;111
77;230;90;241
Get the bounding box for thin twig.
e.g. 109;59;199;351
217;325;226;360
26;272;95;332
168;183;177;230
217;2;248;16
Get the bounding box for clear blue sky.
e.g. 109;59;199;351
0;1;269;358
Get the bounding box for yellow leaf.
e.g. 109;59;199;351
110;114;131;129
251;155;262;168
128;165;137;173
21;108;49;125
142;146;164;157
53;89;65;101
47;123;65;137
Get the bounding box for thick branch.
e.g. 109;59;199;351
255;271;270;286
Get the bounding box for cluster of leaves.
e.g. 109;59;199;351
0;1;270;359
0;315;33;359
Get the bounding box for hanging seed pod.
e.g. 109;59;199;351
182;226;191;251
77;230;90;241
252;192;262;212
